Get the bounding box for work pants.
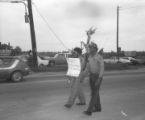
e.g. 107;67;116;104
66;77;85;105
87;73;102;112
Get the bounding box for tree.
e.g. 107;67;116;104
11;46;22;56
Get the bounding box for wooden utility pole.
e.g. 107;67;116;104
117;6;120;60
27;0;38;68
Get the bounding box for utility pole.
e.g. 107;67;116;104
117;6;120;60
27;0;38;68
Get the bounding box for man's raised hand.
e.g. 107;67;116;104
86;27;96;37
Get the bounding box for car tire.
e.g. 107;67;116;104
11;71;23;82
49;61;55;67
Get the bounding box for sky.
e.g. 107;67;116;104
0;0;145;52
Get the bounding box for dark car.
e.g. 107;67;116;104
43;53;71;67
0;56;30;82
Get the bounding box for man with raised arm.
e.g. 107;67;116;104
81;41;104;116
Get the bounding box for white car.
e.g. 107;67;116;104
119;57;131;64
37;56;49;67
104;56;131;64
104;58;118;64
121;57;145;65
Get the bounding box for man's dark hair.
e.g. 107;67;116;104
73;47;82;55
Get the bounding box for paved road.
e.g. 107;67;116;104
0;72;145;120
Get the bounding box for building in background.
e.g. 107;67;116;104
0;42;12;56
124;51;136;57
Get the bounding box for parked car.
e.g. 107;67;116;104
119;57;131;64
0;56;30;82
27;55;50;68
104;57;118;64
37;56;49;67
44;53;71;66
121;57;138;65
104;56;131;64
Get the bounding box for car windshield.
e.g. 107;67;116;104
0;58;15;67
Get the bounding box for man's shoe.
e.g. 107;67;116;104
64;104;72;108
76;103;86;106
83;111;92;116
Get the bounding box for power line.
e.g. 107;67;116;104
0;0;25;2
32;2;68;50
0;0;12;2
119;5;145;11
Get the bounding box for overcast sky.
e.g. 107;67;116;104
0;0;145;52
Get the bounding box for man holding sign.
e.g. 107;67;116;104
64;47;86;108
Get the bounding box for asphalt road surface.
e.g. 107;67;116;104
0;72;145;120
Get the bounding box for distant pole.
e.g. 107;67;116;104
117;6;119;60
27;0;38;68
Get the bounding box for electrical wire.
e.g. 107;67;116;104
32;2;69;50
0;0;12;2
119;5;145;11
0;0;25;2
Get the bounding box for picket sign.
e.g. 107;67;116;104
66;58;81;77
